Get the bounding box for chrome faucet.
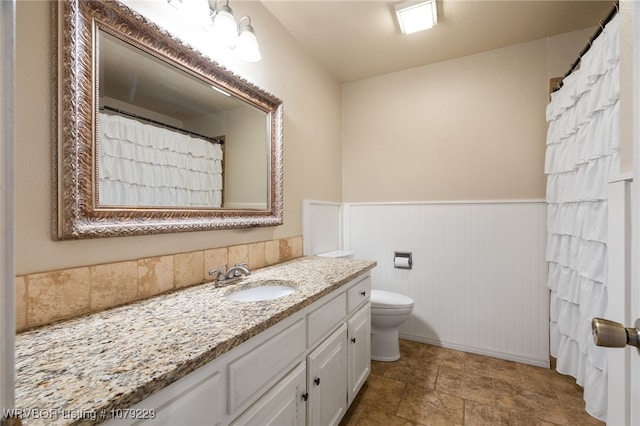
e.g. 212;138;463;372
225;263;251;279
208;263;251;286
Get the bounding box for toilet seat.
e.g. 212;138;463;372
371;289;414;309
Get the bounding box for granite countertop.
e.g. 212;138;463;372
13;256;376;426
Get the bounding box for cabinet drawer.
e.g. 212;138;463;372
347;276;371;313
307;293;346;346
228;318;306;415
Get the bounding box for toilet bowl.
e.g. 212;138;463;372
371;289;414;361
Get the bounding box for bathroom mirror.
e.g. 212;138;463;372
53;0;283;239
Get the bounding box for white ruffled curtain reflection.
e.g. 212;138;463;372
99;113;223;208
545;15;619;422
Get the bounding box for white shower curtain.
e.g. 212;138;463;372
99;113;223;208
545;15;619;422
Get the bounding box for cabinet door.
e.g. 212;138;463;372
347;302;371;404
307;324;347;426
231;362;306;426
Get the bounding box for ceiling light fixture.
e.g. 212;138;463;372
394;0;438;35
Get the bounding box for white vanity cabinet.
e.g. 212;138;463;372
111;273;371;426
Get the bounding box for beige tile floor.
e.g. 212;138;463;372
341;339;604;426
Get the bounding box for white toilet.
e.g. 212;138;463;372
370;289;414;361
316;250;414;362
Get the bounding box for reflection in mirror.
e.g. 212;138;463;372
54;0;283;239
98;31;268;210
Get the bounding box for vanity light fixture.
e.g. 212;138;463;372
211;0;239;47
394;0;438;34
166;0;262;61
168;0;211;30
235;17;262;62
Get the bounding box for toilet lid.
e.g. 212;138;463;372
370;289;414;309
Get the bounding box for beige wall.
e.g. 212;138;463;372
14;1;342;275
15;1;603;272
341;28;594;202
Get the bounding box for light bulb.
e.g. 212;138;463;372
211;4;238;47
236;17;261;62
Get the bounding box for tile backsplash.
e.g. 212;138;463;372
15;236;303;332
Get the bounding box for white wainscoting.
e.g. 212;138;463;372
344;201;549;367
302;200;343;256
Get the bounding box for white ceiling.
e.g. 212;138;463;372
261;0;616;83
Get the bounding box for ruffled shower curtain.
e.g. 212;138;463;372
99;113;223;207
545;15;619;421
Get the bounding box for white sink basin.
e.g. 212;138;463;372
226;282;296;302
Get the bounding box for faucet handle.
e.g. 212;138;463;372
208;266;226;280
234;262;248;268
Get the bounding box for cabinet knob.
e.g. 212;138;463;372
360;291;366;296
302;392;309;402
351;337;356;343
314;377;320;386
